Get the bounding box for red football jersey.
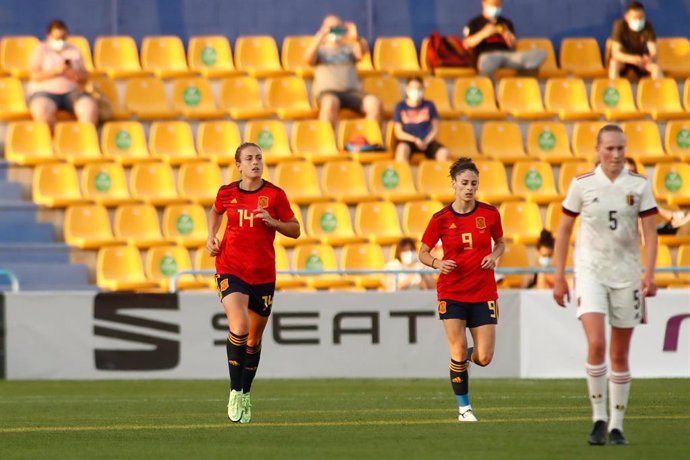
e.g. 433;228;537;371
421;202;503;303
213;181;294;284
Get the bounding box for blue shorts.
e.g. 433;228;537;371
28;90;89;114
437;299;499;327
216;274;275;317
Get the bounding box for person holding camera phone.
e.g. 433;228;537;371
28;19;97;132
304;15;382;125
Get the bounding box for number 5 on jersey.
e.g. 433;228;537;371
237;209;255;227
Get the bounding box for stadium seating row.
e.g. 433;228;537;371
2;35;690;80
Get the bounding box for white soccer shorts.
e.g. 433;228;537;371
574;273;646;328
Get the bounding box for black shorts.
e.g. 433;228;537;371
317;90;366;113
438;299;499;327
620;63;649;78
399;140;445;159
28;89;89;113
216;274;275;317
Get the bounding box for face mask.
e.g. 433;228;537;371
538;256;552;268
628;18;645;32
485;6;502;18
407;89;423;101
400;251;416;265
48;38;66;51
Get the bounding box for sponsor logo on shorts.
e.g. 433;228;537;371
258;196;269;208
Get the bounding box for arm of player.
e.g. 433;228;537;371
304;25;330;66
422;118;440;148
553;213;576;307
611;41;645;66
481;236;505;270
418;242;456;274
254;208;301;239
394;121;419;144
206;206;223;257
463;23;497;49
640;215;658;297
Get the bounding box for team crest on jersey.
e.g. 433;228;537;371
258;196;269;208
476;216;486;230
626;193;635;206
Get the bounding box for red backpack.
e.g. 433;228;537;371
425;32;474;69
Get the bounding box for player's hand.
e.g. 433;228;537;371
254;207;278;228
64;68;79;81
482;23;498;37
414;138;425;150
642;276;657;297
480;255;497;270
206;236;221;257
438;259;457;274
552;276;570;307
671;211;686;228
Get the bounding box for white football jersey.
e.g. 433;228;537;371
562;165;658;287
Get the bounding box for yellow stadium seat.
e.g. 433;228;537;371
81;162;136;206
275;202;318;248
234;35;289;78
355;201;403;245
290;119;343;163
362;75;401;118
146;245;205;290
87;76;129;119
496;243;530;288
321;160;377;204
245;120;296;164
544;202;578;243
368;160;420;202
423;76;461;118
480;121;528;163
306;201;366;245
149;121;198;165
281;35;314;78
402;200;443;240
516;38;564;78
162;204;208;248
0;36;40;79
497;77;552;119
0;77;30;120
341;243;386;289
526;122;573;164
193;246;217;289
356;42;383;77
653;162;690;205
558;161;595;195
195;121;241;165
130;162;185;205
273;243;306;289
678;245;690;283
656;37;690;78
67;36;96;75
337;118;392;162
100;121;149;165
64;204;120;249
419;37;475;78
274;161;328;204
188;35;241;78
170;77;223;119
94;36;149;79
218;76;273;119
642;243;676;287
32;163;88;207
53;121;104;165
265;76;317;119
373;37;427;77
178;161;223;206
664;120;690;162
97;245;157;290
452;77;504;119
637;77;686;120
572;121;608;161
4;121;53;165
590;78;641;120
559;38;606;78
416;159;454;202
141;36;195;79
499;201;543;244
293;243;352;289
622;121;671;164
114;204;168;248
511;160;561;204
474;160;517;204
124;77;177;119
544;77;597;120
435;120;478;158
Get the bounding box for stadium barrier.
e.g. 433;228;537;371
2;290;688;380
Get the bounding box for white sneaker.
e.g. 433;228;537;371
458;408;478;422
227;389;243;422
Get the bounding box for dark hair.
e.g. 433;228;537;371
395;237;417;261
626;1;645;13
624;157;638;173
449;157;479;179
595;124;624;147
407;76;423;85
537;229;555;250
47;19;68;35
234;142;262;163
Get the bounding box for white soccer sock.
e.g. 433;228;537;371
609;370;631;432
585;362;608;422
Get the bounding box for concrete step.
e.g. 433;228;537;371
0;243;72;263
0;201;40;223
0;181;22;200
0;222;55;243
0;262;95;291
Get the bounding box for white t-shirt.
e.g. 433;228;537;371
384;259;425;291
562;165;658;287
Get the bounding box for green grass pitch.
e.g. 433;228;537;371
1;378;688;459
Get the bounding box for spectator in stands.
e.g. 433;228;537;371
522;229;556;289
28;19;97;132
393;77;450;162
463;0;546;77
384;238;435;291
305;15;382;125
609;1;663;80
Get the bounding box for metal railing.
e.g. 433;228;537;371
0;269;20;292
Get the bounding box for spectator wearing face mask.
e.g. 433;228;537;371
28;19;97;132
384;238;435;291
522;229;556;289
393;77;450;162
609;1;662;80
463;0;546;77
